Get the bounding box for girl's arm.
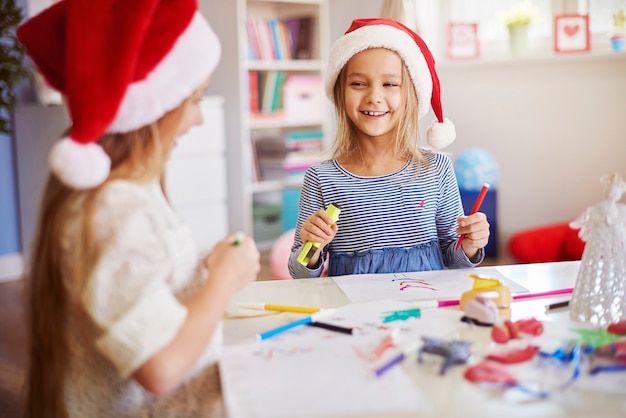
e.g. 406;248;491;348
133;235;259;396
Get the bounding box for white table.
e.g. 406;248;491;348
222;261;626;417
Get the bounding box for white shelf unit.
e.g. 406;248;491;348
238;0;331;249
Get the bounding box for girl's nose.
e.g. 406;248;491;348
365;86;383;104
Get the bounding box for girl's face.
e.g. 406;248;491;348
343;48;404;143
177;79;210;138
161;78;210;157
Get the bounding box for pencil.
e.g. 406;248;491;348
307;321;354;335
455;183;490;250
238;302;321;314
256;310;334;341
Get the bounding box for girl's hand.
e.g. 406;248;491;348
203;233;260;291
300;208;339;249
457;212;490;260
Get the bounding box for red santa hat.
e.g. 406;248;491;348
16;0;221;189
325;18;455;149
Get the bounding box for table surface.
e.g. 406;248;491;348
222;261;626;418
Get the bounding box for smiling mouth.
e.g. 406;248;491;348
361;110;389;116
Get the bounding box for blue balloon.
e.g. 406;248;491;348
453;148;499;191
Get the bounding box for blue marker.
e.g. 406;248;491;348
256;310;334;341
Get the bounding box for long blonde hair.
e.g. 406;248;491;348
23;100;189;417
330;55;423;166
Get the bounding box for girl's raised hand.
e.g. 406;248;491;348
300;208;339;249
457;212;490;259
203;233;260;291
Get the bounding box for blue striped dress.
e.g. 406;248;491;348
288;150;484;278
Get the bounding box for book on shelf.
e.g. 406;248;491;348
246;15;316;61
253;70;286;115
254;131;325;181
248;71;260;114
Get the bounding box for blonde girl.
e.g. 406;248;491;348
289;18;490;278
18;1;259;416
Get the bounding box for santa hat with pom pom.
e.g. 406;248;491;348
325;18;455;149
16;0;221;189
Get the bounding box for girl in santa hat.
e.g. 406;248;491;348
289;18;490;279
17;1;259;416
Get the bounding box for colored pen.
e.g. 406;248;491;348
307;321;354;335
370;328;400;361
408;300;458;308
545;300;570;312
238;302;321;314
232;231;246;246
256;310;334;341
297;203;342;266
455;183;490;250
409;289;574;309
373;342;419;378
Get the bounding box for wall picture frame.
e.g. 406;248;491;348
447;22;480;60
554;14;590;53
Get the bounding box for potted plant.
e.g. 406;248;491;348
610;8;625;52
497;1;542;57
0;0;28;134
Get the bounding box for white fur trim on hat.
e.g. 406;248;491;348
49;138;111;190
107;12;220;133
426;118;456;149
325;24;432;119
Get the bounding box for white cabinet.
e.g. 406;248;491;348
165;95;228;254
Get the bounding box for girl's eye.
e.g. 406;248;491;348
384;83;399;87
350;81;365;87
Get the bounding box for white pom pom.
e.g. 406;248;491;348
49;138;111;189
426;117;456;149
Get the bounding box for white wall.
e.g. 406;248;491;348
439;55;626;256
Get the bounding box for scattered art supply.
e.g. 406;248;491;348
373;341;420;378
456;182;489;250
370;328;400;361
256;310;334;341
460;273;512;310
545;300;570;312
417;336;472;375
461;292;499;326
307;321;354;335
238;302;321;314
296;203;341;266
382;308;421;323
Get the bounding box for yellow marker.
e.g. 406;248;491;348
238;302;321;314
297;203;341;266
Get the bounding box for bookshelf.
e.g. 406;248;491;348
239;0;331;249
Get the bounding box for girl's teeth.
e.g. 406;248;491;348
364;111;386;116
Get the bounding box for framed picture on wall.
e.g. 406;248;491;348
447;22;480;60
554;14;590;53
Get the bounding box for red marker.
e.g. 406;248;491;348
456;183;490;250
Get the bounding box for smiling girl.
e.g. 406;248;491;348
288;18;490;278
